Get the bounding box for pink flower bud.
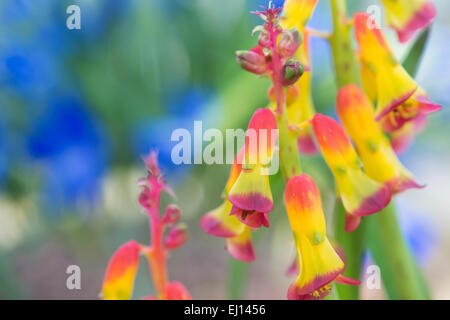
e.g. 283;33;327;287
164;225;188;250
280;58;304;87
161;205;181;225
236;46;267;75
278;29;301;58
258;31;272;48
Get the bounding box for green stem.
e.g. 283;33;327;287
330;0;359;87
334;201;364;300
366;203;430;300
329;0;362;300
277;109;302;181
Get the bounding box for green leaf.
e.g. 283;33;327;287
402;28;431;77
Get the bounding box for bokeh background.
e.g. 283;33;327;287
0;0;449;299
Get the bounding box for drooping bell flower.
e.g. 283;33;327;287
337;85;423;194
200;148;255;262
284;174;360;300
354;12;418;121
380;87;441;133
101;240;141;300
280;0;319;33
228;108;277;229
226;226;255;263
380;0;436;43
312;114;392;232
285;31;318;155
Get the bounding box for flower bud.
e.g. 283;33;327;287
278;28;301;58
164;224;188;250
258;31;271;48
280;58;304;87
161;204;181;225
236;47;267;75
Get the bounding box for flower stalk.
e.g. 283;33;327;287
266;12;303;180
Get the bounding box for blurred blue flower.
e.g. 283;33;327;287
27;96;108;213
398;204;437;265
364;205;437;268
133;87;214;177
0;45;61;101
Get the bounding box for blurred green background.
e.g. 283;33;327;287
0;0;449;299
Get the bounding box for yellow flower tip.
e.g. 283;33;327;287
381;0;436;43
287;236;345;300
101;240;141;300
281;0;319;31
200;200;246;238
228;165;273;229
374;65;418;121
226;227;256;262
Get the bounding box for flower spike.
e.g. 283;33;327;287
337;85;423;194
380;0;436;43
101;240;141;300
228;108;277;229
312;114;392;232
284;175;359;300
354;12;418;121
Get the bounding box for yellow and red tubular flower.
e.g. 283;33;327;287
284;175;359;300
228;108;277;229
312;114;392;232
391;114;428;154
337;85;423;194
200;148;246;238
101;240;141;300
354;12;418;121
381;88;441;133
286;31;318;155
225;227;255;263
381;0;436;43
281;0;319;33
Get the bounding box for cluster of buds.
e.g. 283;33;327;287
236;6;305;94
202;0;440;300
101;152;190;300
